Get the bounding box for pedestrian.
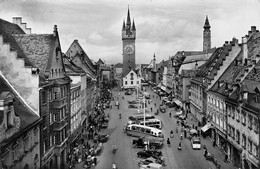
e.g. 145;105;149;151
94;156;97;165
204;148;208;157
151;107;153;112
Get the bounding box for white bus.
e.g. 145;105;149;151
139;119;163;129
125;124;164;141
128;114;155;121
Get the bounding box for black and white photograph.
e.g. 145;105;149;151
0;0;260;169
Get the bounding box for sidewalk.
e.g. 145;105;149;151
185;113;238;169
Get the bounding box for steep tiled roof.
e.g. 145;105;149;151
0;73;40;145
64;57;84;75
13;34;54;71
0;18;32;67
211;30;260;102
181;69;197;77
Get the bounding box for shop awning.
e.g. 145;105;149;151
174;99;182;107
201;123;213;132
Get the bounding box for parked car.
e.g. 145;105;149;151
159;106;166;113
140;163;163;169
125;90;132;95
137;150;162;159
128;100;139;104
191;137;201;149
128;104;139;109
178;115;186;120
132;137;163;150
138;157;165;167
101;122;108;128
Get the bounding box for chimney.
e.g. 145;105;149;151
232;37;238;45
242;36;248;65
12;17;22;25
251;26;256;33
53;25;58;37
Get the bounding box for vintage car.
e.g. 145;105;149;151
132;138;163;150
128;100;139;104
137;150;162;159
191;137;201;150
159;106;166;113
128;104;139;109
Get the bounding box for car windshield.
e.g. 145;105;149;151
193;140;201;144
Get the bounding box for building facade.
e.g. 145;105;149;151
0;73;41;169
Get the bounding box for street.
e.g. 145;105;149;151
76;87;238;169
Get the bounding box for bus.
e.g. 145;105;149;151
125;124;164;142
128;114;155;121
139;119;163;129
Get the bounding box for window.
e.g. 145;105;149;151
42;91;47;104
242;134;246;149
49;89;53;101
50;135;52;147
54;135;58;145
236;130;240;144
253;117;259;133
241;110;246;125
253;143;258;158
248;139;252;154
236;109;240;122
137;81;139;84
248;114;253;129
131;81;133;84
54;113;57;121
125;81;127;85
24;135;29;152
49;112;52;124
43;140;46;154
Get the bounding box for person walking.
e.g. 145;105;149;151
94;156;97;166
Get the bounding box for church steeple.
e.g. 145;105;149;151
203;15;210;29
126;6;131;29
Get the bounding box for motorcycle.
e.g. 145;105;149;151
167;138;171;147
170;130;174;138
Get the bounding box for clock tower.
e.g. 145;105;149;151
122;7;136;77
203;15;211;52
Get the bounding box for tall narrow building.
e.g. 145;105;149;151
122;7;136;77
203;15;211;52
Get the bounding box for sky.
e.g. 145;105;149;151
0;0;260;64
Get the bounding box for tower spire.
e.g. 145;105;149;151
127;5;131;26
204;15;210;29
132;18;136;31
122;19;126;30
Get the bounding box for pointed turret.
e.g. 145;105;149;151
122;19;126;30
132;19;136;31
203;15;210;29
127;6;131;25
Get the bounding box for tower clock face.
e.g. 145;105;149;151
124;44;134;54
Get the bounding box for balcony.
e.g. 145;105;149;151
51;97;67;109
51;119;68;131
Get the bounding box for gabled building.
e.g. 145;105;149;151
63;58;85;154
209;27;260;169
0;17;71;169
65;40;97;140
122;69;141;89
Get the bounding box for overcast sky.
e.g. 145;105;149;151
1;0;260;64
